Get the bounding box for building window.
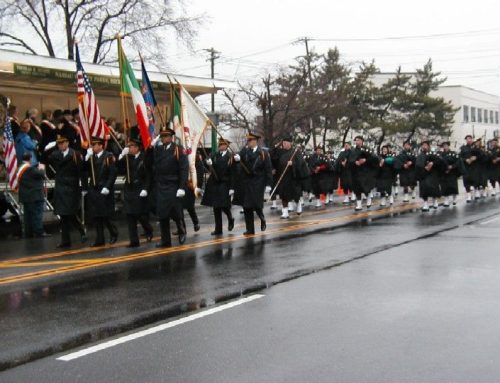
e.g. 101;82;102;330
496;111;499;124
471;107;476;122
490;111;494;124
484;109;488;123
478;108;483;123
463;105;469;123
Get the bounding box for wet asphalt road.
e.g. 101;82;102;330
0;194;499;376
1;204;500;382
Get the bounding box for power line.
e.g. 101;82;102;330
310;27;500;42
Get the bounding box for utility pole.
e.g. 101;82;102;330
297;37;317;148
204;47;220;151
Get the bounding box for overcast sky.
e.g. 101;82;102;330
169;0;500;97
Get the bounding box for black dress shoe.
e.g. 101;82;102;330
126;242;140;248
228;218;235;231
179;233;186;244
91;242;105;247
155;242;171;248
80;234;88;243
146;233;153;242
243;231;255;236
261;220;266;231
194;224;200;232
211;231;223;236
56;243;71;249
172;231;179;236
109;234;118;244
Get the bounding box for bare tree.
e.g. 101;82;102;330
0;0;203;66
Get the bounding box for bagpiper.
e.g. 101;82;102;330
309;146;330;207
118;138;153;248
376;144;397;207
460;135;486;202
348;136;378;211
201;137;236;235
486;138;500;195
274;136;306;219
416;140;444;211
148;127;188;248
84;136;118;246
335;142;354;204
438;141;462;207
395;141;417;202
45;134;87;248
233;132;273;235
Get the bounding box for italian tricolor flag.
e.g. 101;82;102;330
118;39;151;149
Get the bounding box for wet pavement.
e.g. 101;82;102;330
1;204;500;382
0;195;499;372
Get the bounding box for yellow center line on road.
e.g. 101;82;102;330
0;203;355;266
0;203;419;286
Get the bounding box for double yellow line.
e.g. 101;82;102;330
0;202;419;286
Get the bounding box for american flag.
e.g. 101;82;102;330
2;113;18;190
75;44;104;146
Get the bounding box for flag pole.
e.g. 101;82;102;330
116;34;131;183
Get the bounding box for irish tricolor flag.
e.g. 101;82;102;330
118;39;151;149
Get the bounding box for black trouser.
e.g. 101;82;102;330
94;217;117;244
60;215;85;245
185;206;199;226
243;207;264;234
23;201;45;237
127;214;153;245
214;207;232;233
160;208;184;246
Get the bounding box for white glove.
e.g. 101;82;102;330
152;135;160;146
85;147;93;161
265;186;272;194
139;189;148;198
101;187;110;195
234;154;241;162
44;141;56;151
229;189;234;196
176;189;185;198
81;190;88;197
119;147;129;160
195;187;203;196
206;158;213;166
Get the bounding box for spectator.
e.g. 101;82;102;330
40;110;57;150
8;104;20;138
17;153;50;238
15;119;38;166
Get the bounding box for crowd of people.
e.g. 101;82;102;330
2;103;500;250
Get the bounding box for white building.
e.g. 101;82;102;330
432;85;500;148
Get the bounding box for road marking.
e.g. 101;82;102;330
479;217;500;225
0;203;420;285
57;294;265;361
0;204;353;266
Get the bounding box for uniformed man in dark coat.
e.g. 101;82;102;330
118;138;153;248
349;136;378;211
416;140;444;211
233;132;273;235
395;141;417;202
335;142;354;204
46;135;87;248
17;153;51;238
148;127;188;248
376;145;397;207
201;138;236;235
274;136;305;219
438;141;462;207
85;136;118;246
